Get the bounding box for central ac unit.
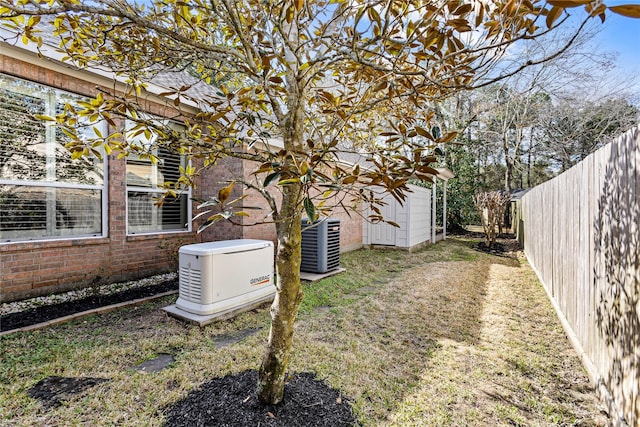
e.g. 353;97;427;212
301;219;340;273
176;239;275;316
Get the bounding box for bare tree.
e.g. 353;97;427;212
475;191;511;248
541;98;639;171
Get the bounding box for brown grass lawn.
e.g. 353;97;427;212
0;237;610;426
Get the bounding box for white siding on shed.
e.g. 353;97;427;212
408;186;431;247
363;184;432;249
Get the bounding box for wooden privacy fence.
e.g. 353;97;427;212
518;125;639;426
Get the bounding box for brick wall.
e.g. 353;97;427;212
198;156;245;242
0;56;362;303
0;59;202;302
240;165;280;243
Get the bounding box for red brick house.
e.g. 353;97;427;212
0;31;363;303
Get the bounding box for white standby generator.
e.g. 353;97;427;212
175;239;275;316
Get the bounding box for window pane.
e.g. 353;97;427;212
0;74;104;185
0;84;47;181
125;144;183;188
54;101;104;185
128;191;187;233
0;185;46;234
157;147;183;186
54;142;104;185
54;187;103;236
125;119;189;234
0;185;102;241
126;158;154;187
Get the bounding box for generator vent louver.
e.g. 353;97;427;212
179;264;202;301
301;219;340;274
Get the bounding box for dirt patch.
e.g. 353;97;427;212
163;370;357;427
0;279;177;332
27;376;109;409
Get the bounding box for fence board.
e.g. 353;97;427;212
632;128;640;425
520;125;640;426
587;150;597;373
577;161;587;342
624;129;639;425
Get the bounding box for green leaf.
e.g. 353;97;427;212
304;197;316;222
263;172;281;187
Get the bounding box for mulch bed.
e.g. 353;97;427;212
474;241;509;255
164;370;358;427
458;230;522;256
27;376;109;409
473;238;522;256
0;279;177;332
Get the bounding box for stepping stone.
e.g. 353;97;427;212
313;305;332;314
211;328;261;348
132;353;174;373
27;376;108;408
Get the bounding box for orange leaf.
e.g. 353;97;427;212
415;126;435;140
546;6;563;28
285;6;294;23
218;181;235;204
609;4;640;18
439;132;458;143
546;0;591;7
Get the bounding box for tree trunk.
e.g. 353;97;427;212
256;184;303;405
526;143;532;188
503;135;512;192
504;156;513;192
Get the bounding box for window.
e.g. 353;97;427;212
125;120;190;234
0;74;106;242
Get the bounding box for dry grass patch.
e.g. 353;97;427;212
0;238;608;426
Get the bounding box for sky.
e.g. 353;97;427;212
554;3;640;101
592;5;640;72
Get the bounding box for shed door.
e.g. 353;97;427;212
370;200;396;246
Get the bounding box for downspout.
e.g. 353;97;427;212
432;176;437;244
443;180;447;240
